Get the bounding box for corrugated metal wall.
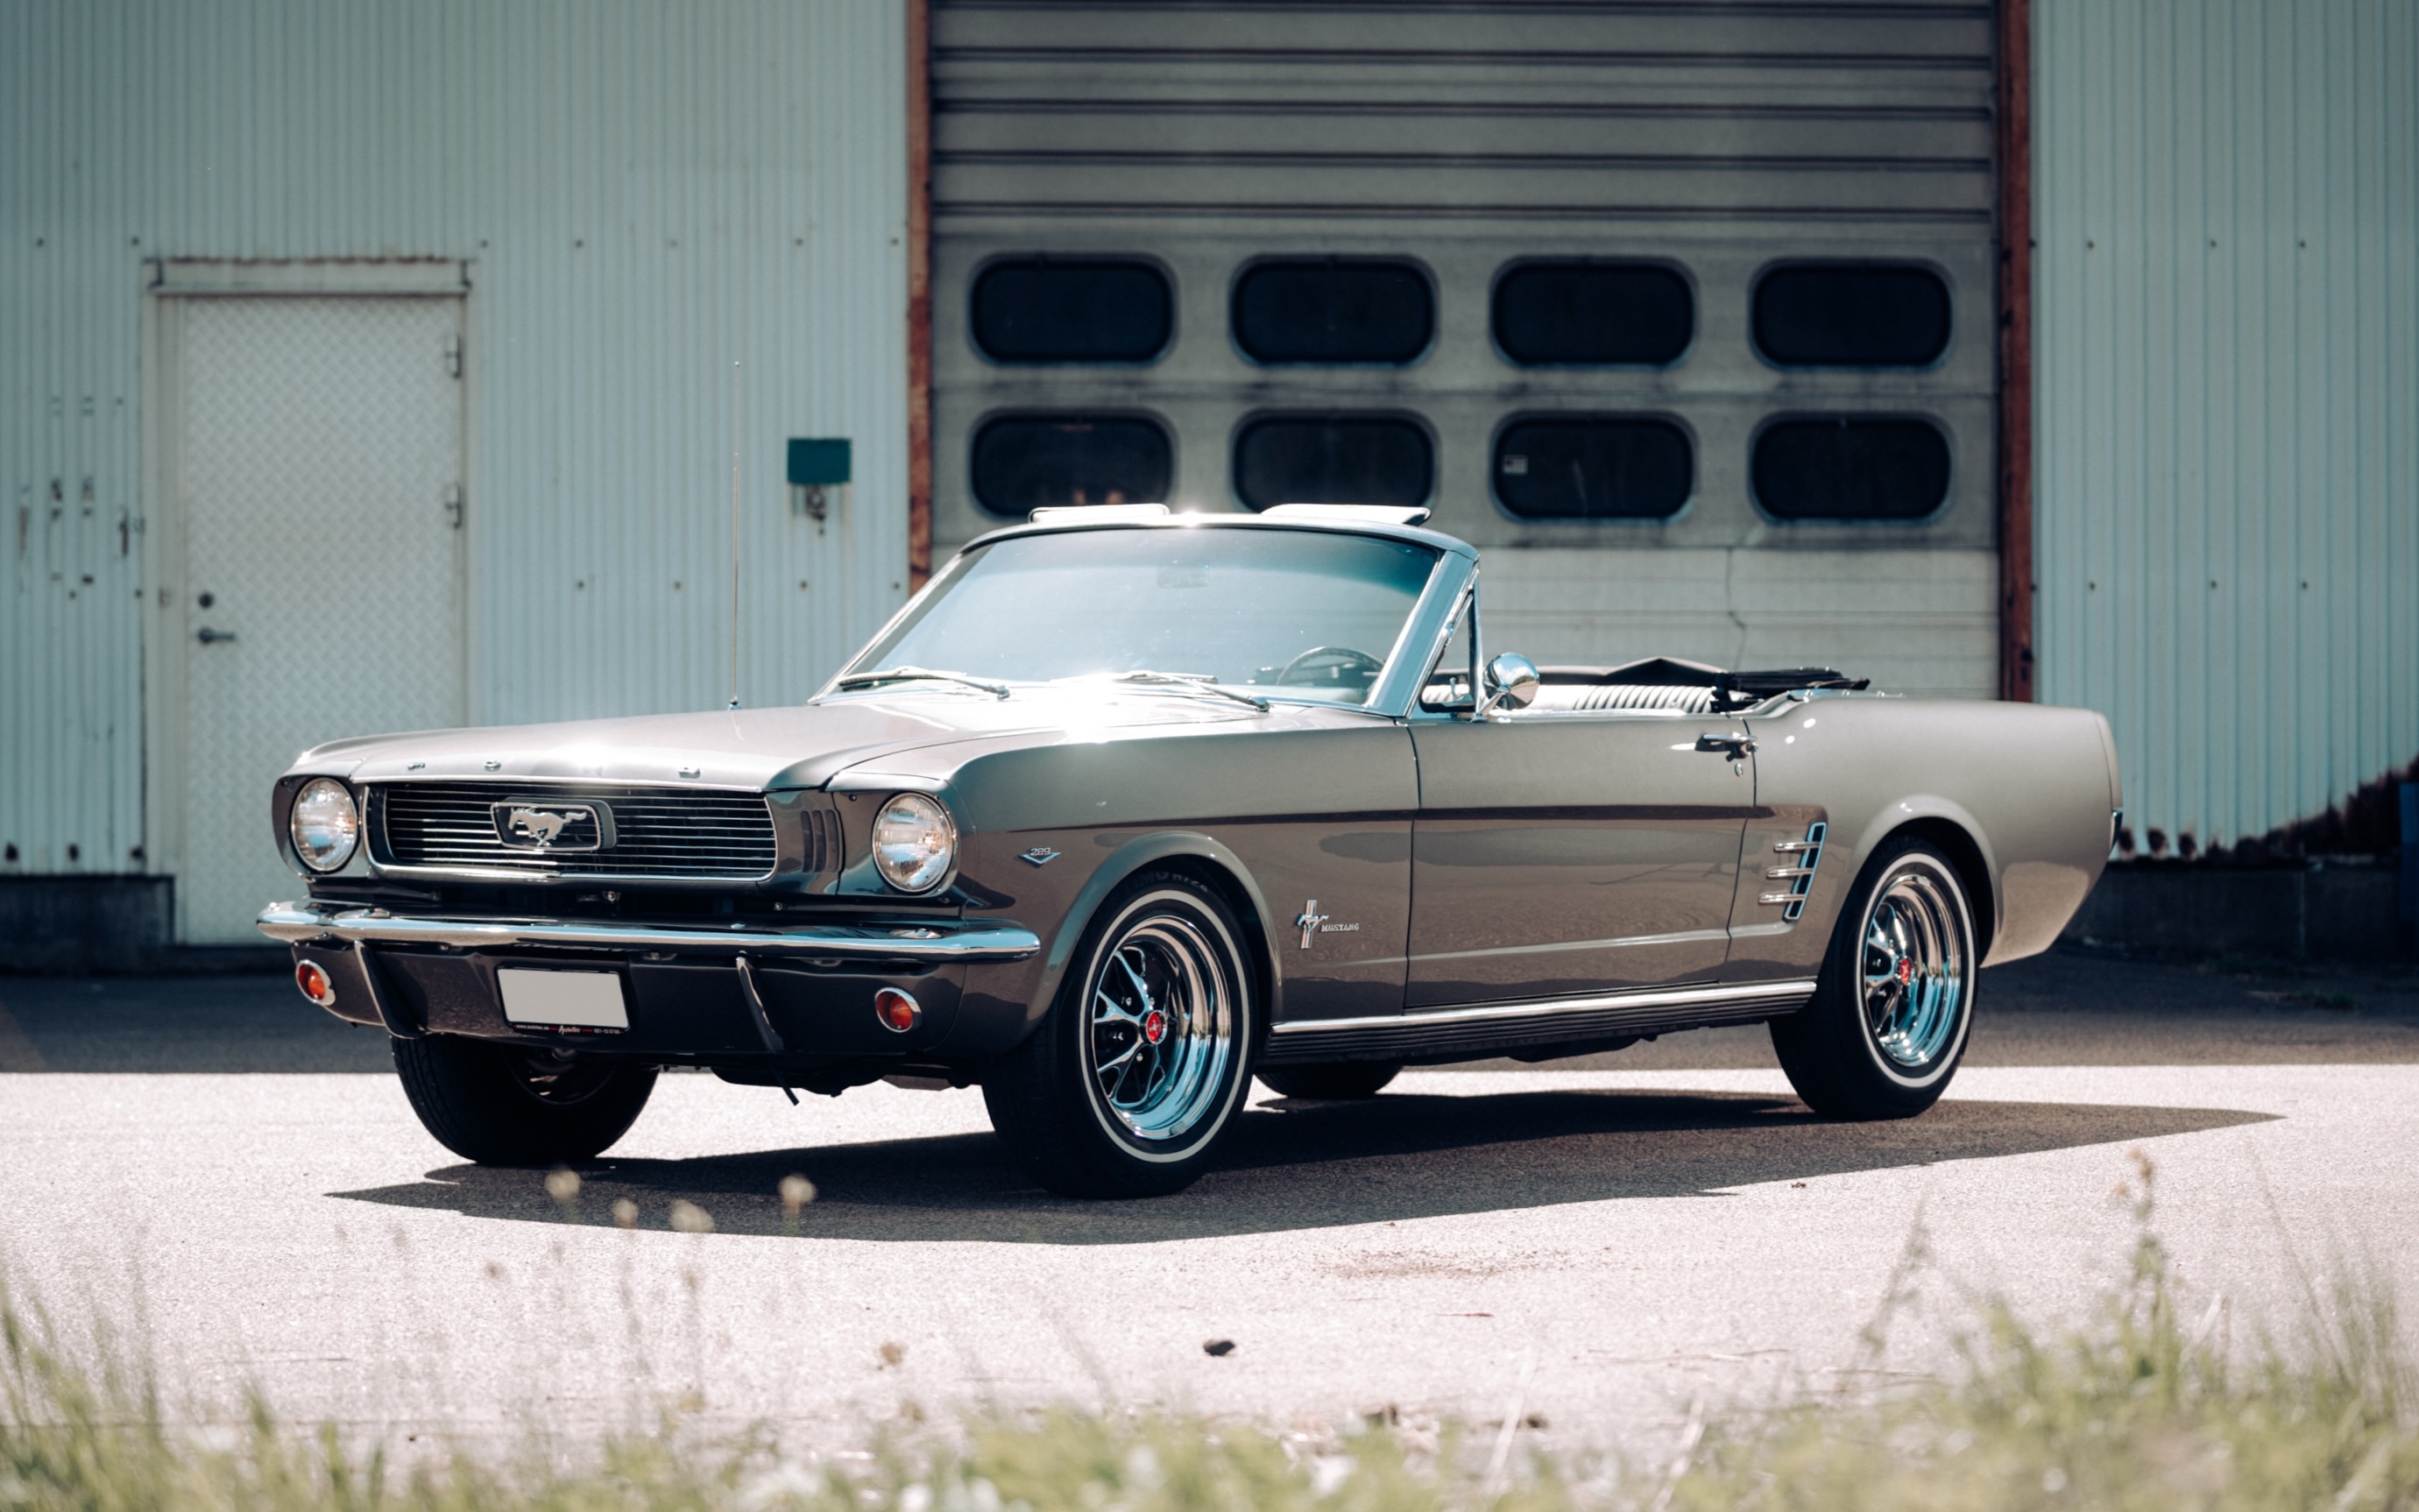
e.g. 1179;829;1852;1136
2034;0;2419;851
1;0;910;881
930;0;2005;700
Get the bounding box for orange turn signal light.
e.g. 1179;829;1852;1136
873;987;921;1034
294;959;337;1008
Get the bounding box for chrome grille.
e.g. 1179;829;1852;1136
373;782;778;880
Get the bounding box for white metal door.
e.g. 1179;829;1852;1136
175;296;465;943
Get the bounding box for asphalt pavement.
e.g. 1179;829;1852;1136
0;949;2413;1454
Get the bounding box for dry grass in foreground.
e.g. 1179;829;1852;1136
4;1155;2415;1511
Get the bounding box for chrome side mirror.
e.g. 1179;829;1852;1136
1475;652;1540;717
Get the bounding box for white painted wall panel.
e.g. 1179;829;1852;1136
0;0;910;881
2034;0;2418;850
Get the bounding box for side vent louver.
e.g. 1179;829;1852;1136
803;806;843;878
1758;820;1828;922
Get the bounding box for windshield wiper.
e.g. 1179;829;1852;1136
1106;670;1270;712
833;665;1012;699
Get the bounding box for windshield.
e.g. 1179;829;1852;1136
841;526;1442;705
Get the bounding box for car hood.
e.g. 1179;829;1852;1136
286;688;1272;791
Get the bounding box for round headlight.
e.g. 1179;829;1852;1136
288;778;361;873
870;793;957;894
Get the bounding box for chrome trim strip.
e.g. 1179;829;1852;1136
370;864;782;887
1270;978;1819;1037
364;774;769;791
258;902;1040;963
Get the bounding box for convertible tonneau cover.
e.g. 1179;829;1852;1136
1537;657;1870;712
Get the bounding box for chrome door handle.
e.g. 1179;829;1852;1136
195;626;237;645
1694;733;1755;757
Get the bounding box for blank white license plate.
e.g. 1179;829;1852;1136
498;969;629;1030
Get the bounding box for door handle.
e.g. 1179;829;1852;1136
195;626;237;645
1694;733;1755;758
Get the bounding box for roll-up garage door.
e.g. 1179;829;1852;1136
930;1;2000;697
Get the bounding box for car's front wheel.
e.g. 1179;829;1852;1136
983;871;1257;1198
392;1035;658;1165
1769;837;1976;1120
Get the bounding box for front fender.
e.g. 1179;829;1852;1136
944;830;1283;1056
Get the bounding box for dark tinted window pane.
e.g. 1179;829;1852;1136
1493;264;1693;365
1753;265;1950;366
971;414;1172;517
971;259;1172;363
1233;261;1432;364
1752;417;1950;521
1495;417;1692;519
1233;415;1432;510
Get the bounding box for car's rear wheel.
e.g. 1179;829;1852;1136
983;871;1256;1198
1770;837;1975;1120
1255;1062;1401;1099
393;1035;658;1165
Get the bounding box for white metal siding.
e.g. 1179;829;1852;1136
0;0;909;881
930;0;2003;698
2034;0;2419;849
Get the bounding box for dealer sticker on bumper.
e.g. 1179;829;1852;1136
498;969;630;1032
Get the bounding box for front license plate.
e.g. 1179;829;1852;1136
498;969;629;1031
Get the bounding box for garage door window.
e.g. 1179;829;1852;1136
972;413;1174;517
1752;265;1950;367
1494;416;1692;519
971;259;1173;364
1493;263;1693;366
1751;417;1950;521
1234;414;1432;510
1232;261;1432;364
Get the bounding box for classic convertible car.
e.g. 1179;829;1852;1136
260;504;2120;1197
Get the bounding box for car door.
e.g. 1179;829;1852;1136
1406;709;1756;1007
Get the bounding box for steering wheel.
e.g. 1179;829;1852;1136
1276;645;1385;688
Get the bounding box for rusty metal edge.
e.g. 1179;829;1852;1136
1997;0;2035;703
905;0;934;591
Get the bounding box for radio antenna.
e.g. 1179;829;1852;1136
728;359;741;710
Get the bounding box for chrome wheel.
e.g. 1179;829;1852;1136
1084;913;1239;1143
1858;868;1968;1070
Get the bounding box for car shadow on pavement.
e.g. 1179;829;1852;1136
329;1087;2275;1244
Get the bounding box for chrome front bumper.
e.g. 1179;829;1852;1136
257;901;1042;963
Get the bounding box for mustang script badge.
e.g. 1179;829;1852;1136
492;801;614;852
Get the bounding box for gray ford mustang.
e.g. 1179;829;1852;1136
260;505;2120;1197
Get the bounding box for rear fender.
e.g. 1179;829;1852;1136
1838;796;2002;957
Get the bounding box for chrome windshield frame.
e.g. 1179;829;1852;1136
1360;548;1477;718
811;517;1481;719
